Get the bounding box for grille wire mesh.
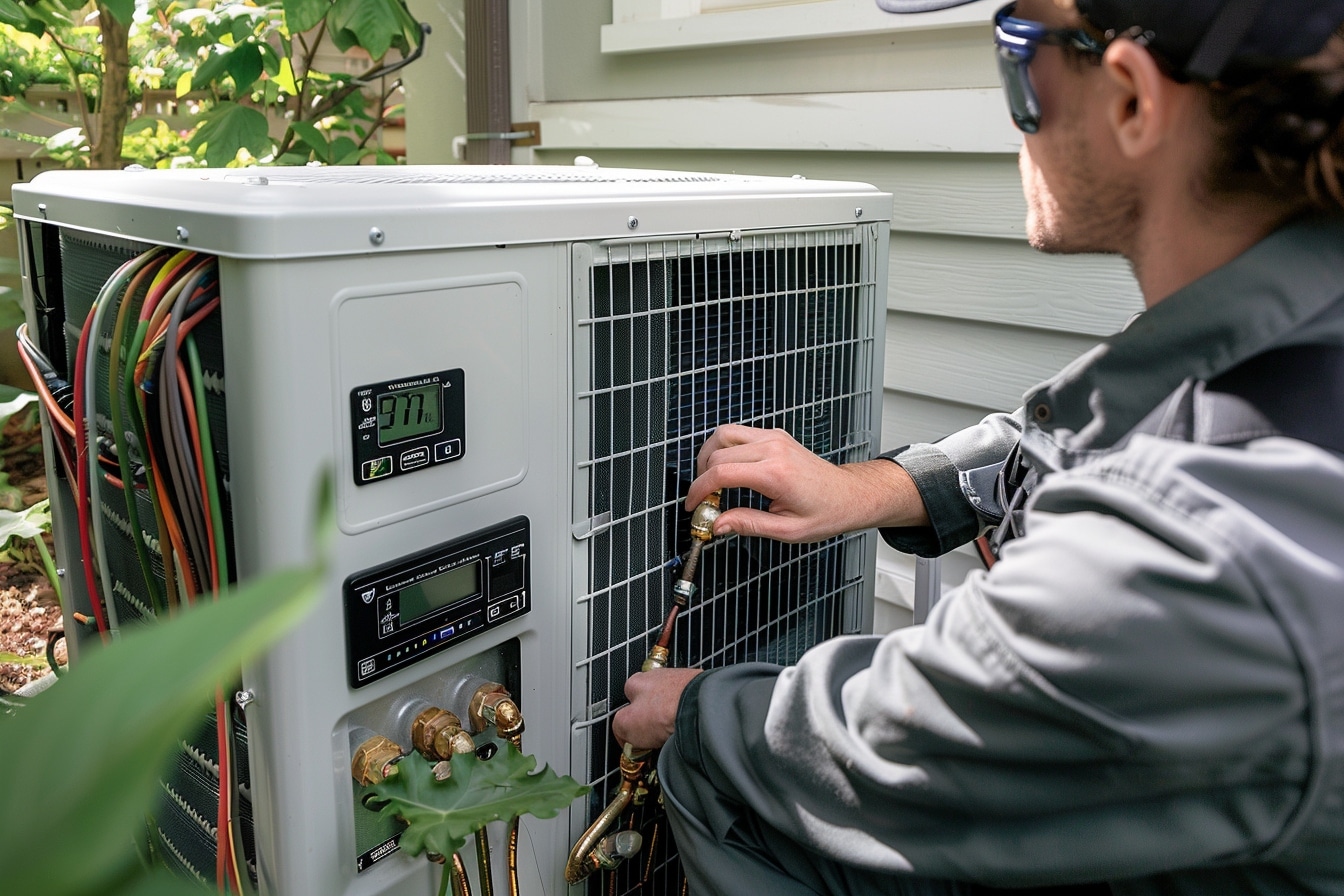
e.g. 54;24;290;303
574;227;880;895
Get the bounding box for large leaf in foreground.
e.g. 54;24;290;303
368;741;588;859
0;563;321;896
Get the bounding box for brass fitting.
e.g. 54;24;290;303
469;682;525;745
689;491;722;542
411;707;476;761
351;735;404;786
564;746;649;884
642;644;670;672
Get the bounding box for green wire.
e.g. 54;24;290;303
108;252;169;616
186;332;228;589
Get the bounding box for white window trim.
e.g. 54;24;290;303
603;0;990;55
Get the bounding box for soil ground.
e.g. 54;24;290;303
0;409;61;694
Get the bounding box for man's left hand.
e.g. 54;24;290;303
611;667;702;751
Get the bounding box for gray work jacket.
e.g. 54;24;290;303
671;215;1344;894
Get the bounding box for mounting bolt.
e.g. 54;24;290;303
176;225;190;242
235;689;257;710
37;203;48;218
55;568;65;578
369;227;385;246
627;216;639;230
854;207;863;218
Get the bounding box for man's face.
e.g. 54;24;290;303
1013;0;1137;256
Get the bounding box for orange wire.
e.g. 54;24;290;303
16;339;76;437
176;294;222;592
175;358;218;592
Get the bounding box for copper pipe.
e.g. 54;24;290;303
475;831;494;896
564;747;647;883
450;854;472;896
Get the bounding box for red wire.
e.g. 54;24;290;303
72;303;109;642
215;687;232;891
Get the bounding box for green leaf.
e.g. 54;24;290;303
0;390;37;431
327;0;416;59
101;0;136;25
288;119;329;158
368;741;588;860
191;46;233;89
0;0;30;28
282;0;327;34
225;41;264;95
0;497;48;544
0;651;47;667
329;134;356;163
274;55;298;95
0;562;322;895
188;101;271;167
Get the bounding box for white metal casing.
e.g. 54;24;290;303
13;165;891;896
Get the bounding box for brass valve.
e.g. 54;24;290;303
689;490;722;541
469;682;525;746
351;735;404;787
411;707;476;761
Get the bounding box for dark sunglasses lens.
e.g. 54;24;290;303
995;47;1041;133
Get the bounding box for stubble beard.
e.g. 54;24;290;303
1020;132;1138;258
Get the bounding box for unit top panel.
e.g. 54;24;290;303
12;165;891;259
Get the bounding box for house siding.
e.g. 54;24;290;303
511;0;1144;628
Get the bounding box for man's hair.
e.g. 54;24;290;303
1204;29;1344;213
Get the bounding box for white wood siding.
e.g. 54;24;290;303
514;0;1143;626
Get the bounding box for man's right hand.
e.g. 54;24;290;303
684;424;930;543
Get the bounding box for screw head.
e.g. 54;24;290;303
854;207;863;218
235;689;256;710
369;227;385;246
176;226;190;242
627;216;639;230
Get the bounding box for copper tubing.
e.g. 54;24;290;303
450;854;472;896
564;748;647;883
475;831;494;896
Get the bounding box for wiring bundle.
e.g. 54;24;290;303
17;246;249;893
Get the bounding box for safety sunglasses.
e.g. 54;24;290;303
994;2;1108;133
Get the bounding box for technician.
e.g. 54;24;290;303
612;0;1344;894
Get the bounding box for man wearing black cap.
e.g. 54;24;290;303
614;1;1344;894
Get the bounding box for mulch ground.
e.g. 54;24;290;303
0;409;61;694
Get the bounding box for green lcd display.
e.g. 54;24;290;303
376;382;443;447
399;562;480;625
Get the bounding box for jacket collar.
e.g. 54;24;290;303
1025;214;1344;454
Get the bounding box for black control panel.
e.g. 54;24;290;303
343;517;530;688
350;368;466;486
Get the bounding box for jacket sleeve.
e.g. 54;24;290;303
880;409;1025;557
670;441;1320;886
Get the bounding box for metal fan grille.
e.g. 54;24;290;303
573;227;880;895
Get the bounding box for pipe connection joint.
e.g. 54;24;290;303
469;681;525;745
411;707;476;761
689;491;722;542
351;735;404;786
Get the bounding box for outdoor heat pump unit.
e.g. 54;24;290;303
12;164;890;896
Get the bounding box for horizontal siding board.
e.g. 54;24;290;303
886;311;1101;409
528;89;1021;154
882;390;992;449
890;233;1142;336
532;150;1029;239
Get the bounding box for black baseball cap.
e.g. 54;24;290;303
876;0;1344;81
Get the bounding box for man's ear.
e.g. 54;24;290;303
1101;39;1182;159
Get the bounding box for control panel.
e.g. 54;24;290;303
350;368;466;485
343;517;530;687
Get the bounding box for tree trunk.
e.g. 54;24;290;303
90;4;131;170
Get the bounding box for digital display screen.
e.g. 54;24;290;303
376;382;443;447
398;562;480;626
